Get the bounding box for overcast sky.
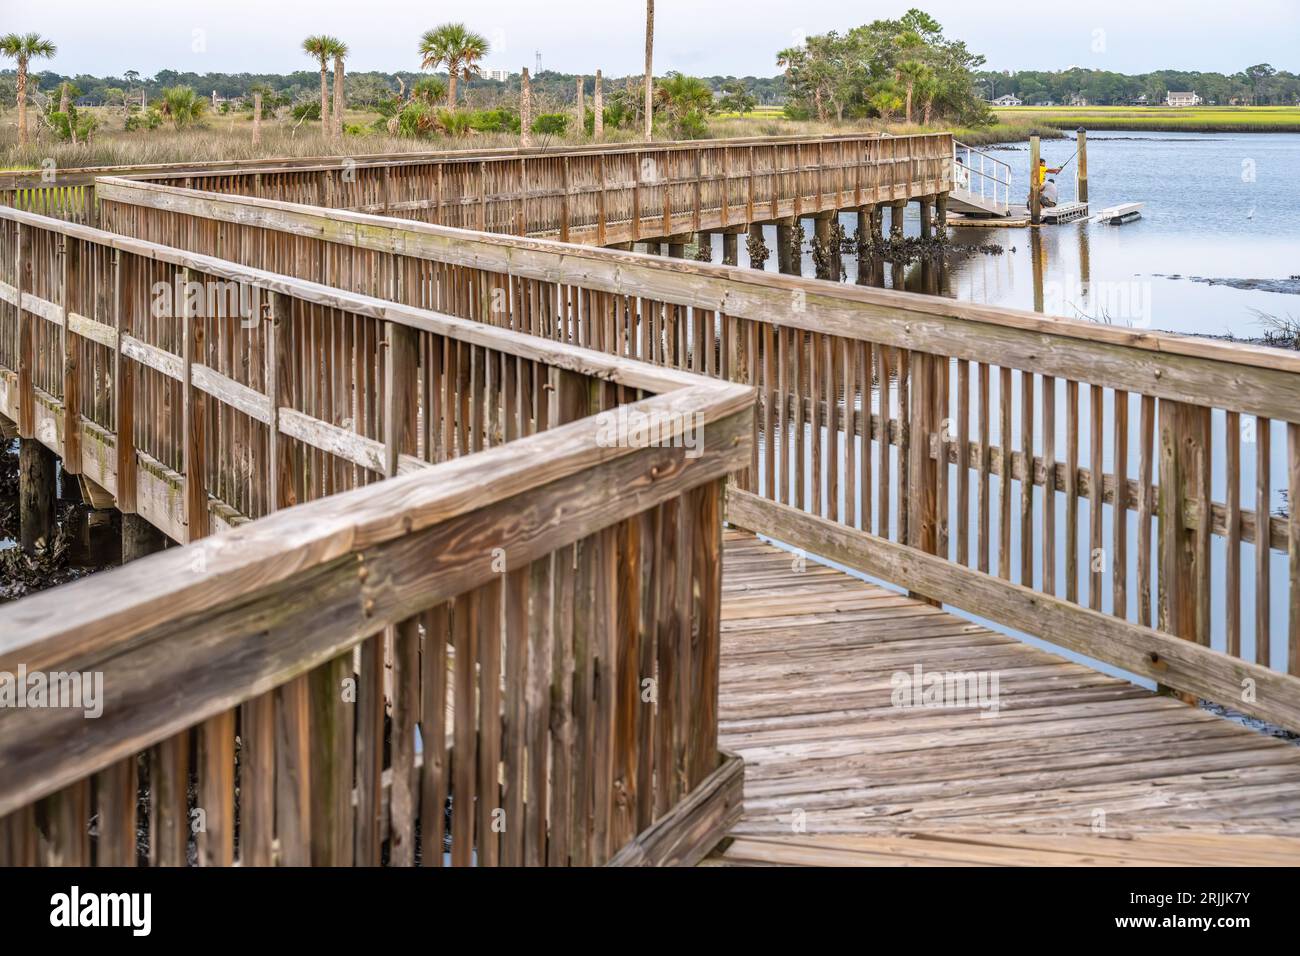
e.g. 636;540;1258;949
5;1;1295;78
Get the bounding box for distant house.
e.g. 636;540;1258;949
991;94;1022;107
1067;94;1089;107
1165;91;1202;107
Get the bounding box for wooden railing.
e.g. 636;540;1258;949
2;132;952;244
96;175;1300;735
0;204;752;865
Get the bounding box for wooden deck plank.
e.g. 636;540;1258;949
717;532;1300;864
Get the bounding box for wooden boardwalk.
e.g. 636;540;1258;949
713;531;1300;866
4;140;1300;869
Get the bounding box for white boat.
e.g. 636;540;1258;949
1094;202;1144;224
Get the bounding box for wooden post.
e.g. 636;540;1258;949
15;223;33;439
775;219;795;274
890;201;906;239
111;250;136;514
918;197;933;240
721;231;738;266
1158;399;1212;697
252;92;262;148
19;437;55;554
122;512;167;563
1029;134;1041;226
59;236;82;475
935;192;948;231
694;232;711;262
1031;228;1046;313
180;267;209;542
384;320;418;478
856;207;870;261
813;213;833;281
907;352;941;563
747;223;764;270
519;67;533;148
560;156;571;242
268;291;295;510
1075;127;1089;204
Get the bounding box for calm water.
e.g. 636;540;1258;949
725;131;1300;338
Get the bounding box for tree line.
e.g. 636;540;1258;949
975;65;1300;107
777;10;992;126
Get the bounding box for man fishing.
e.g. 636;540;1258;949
1031;158;1063;207
1041;177;1059;208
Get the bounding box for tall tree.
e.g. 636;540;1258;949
330;39;349;137
643;1;655;140
301;35;336;135
418;23;489;108
0;32;58;147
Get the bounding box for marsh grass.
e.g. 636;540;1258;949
0;105;1068;171
0;109;643;169
995;105;1300;133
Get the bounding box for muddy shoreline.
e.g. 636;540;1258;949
0;440;119;603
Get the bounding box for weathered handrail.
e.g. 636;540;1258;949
2;132;952;244
0;383;750;865
0;202;715;538
0;204;753;866
952;140;1012;212
94;174;1300;734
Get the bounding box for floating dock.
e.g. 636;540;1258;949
1095;201;1144;224
947;200;1091;228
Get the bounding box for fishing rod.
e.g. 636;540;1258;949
1052;146;1081;173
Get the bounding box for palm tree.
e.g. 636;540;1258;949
158;86;207;130
892;30;928;124
655;72;713;139
0;32;58;147
302;35;336;135
418;24;489;108
643;1;654;140
330;39;349;138
897;61;932;124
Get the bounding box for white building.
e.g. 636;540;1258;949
991;94;1022;107
483;69;511;83
1165;91;1202;107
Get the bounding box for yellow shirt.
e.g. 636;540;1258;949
1037;165;1048;187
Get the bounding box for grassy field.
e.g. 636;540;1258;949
995;105;1300;133
0;105;1068;171
0;106;647;169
